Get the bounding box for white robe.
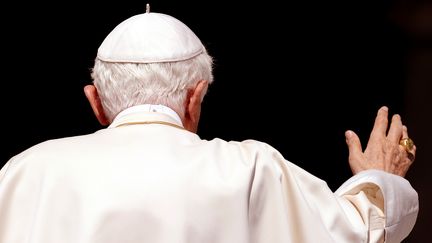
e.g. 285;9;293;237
0;105;418;243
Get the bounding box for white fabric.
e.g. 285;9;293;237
97;13;204;63
0;110;418;243
111;104;183;126
335;170;419;242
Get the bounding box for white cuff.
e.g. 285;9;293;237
336;170;418;243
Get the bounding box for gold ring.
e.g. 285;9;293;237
399;137;414;151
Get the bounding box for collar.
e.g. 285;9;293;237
108;104;184;129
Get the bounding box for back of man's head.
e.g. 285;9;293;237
91;12;213;122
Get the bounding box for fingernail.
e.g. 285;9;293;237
381;106;388;112
345;130;352;138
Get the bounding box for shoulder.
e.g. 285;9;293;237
202;137;275;152
207;138;280;153
202;138;286;169
5;132;103;170
216;139;326;187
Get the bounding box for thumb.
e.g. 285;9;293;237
345;130;362;153
345;130;364;173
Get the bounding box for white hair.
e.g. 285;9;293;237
91;51;213;122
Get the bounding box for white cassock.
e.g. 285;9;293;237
0;105;418;243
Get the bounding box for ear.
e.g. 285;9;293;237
84;85;110;126
183;80;209;133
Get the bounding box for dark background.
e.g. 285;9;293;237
1;1;431;242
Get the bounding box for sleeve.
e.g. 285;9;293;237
247;141;418;243
0;161;11;182
335;170;419;243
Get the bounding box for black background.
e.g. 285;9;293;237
2;1;431;242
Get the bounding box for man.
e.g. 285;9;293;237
0;9;418;243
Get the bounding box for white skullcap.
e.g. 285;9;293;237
97;12;204;63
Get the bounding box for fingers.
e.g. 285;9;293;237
370;106;389;141
387;114;403;143
402;125;409;139
411;145;417;160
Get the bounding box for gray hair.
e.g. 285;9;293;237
91;51;213;122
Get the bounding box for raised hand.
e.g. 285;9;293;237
345;106;416;177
